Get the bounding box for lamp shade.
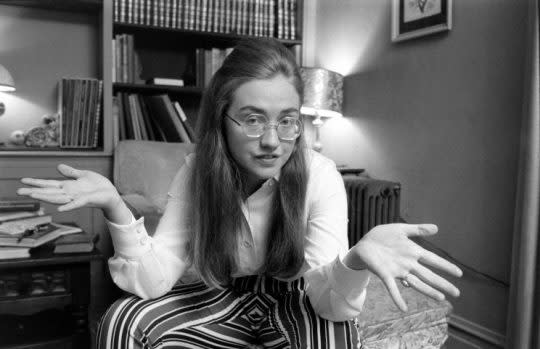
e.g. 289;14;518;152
0;64;15;92
300;67;343;118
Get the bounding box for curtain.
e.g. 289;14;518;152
505;0;540;348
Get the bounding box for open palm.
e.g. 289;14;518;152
354;223;462;312
17;164;120;212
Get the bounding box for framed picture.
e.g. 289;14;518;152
392;0;452;42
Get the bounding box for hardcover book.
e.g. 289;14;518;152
53;231;98;254
0;222;82;248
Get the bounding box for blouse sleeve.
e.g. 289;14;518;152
301;153;371;321
107;161;193;299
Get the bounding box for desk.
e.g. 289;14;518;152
0;248;102;349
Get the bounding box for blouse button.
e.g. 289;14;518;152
243;241;252;248
139;236;148;246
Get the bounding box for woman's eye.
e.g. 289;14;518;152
245;116;262;126
279;118;294;127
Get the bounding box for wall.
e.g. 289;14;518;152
307;0;527;344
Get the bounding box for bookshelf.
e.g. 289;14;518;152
111;0;304;144
0;0;304;153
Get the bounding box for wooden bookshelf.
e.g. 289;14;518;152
111;0;304;144
0;0;304;151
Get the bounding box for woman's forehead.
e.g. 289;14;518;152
230;75;300;113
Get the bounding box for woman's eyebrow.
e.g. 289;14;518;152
236;106;300;115
237;106;266;114
281;108;300;115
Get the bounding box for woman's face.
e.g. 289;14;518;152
225;74;301;192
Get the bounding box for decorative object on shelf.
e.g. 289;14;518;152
0;63;16;117
24;114;60;148
392;0;452;42
300;67;343;152
8;130;25;146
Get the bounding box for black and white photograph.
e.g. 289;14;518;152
0;1;534;348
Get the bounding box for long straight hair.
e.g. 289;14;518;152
188;38;308;287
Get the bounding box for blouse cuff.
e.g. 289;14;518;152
106;216;152;258
330;256;371;300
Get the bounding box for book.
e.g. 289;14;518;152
173;101;196;142
0;208;45;223
0;198;40;213
146;77;184;86
53;231;98;254
143;94;183;142
0;222;82;248
0;215;53;236
0;246;31;260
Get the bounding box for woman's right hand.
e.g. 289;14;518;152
17;164;122;212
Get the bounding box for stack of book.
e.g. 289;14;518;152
58;77;104;149
0;198;93;259
113;93;195;143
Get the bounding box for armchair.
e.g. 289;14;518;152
112;140;452;348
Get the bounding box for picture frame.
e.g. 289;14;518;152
392;0;452;42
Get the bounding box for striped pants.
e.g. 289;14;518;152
97;275;360;348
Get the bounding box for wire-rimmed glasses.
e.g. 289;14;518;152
225;113;303;141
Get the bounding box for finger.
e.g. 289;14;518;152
404;224;438;237
17;187;65;196
405;274;445;301
419;249;463;277
413;264;460;297
383;276;408;312
57;164;87;179
58;196;87;212
20;178;63;188
28;193;72;204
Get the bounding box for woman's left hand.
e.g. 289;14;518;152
344;223;462;312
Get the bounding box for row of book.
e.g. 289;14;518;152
195;47;233;87
114;0;298;40
112;33;231;87
0;198;98;259
113;93;195;144
112;34;143;84
58;78;103;148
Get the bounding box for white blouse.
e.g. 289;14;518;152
106;149;370;321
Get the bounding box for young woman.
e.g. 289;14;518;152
18;38;462;349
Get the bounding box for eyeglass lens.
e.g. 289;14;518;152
243;114;301;140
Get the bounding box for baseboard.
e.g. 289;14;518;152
449;314;506;348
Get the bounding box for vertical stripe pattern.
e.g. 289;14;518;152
97;275;359;348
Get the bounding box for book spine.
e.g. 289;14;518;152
114;0;119;22
92;80;103;148
128;0;133;23
120;0;126;22
290;0;296;39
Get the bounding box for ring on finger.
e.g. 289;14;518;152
400;276;412;288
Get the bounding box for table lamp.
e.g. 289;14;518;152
0;64;16;116
300;67;343;152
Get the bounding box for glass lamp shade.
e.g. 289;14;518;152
0;64;15;92
300;67;343;118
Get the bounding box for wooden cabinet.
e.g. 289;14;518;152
0;248;103;349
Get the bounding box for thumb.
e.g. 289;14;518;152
57;164;86;179
404;223;438;237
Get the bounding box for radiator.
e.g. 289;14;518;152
342;175;401;247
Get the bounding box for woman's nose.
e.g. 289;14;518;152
259;127;280;149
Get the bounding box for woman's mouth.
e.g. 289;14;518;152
255;154;279;165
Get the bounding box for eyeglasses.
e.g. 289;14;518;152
225;113;303;141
